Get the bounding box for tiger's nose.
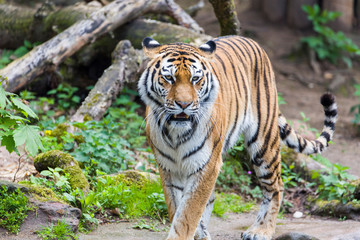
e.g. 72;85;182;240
175;101;192;109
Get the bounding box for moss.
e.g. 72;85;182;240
83;114;92;122
84;93;102;109
34;150;89;192
19;182;65;203
73;135;85;144
49;123;69;142
280;147;298;164
109;170;159;187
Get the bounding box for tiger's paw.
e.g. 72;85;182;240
242;229;272;240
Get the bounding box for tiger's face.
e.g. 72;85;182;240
138;37;219;129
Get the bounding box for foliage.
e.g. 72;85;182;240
30;167;71;194
0;76;43;156
281;161;303;189
310;155;357;204
217;136;262;200
0;186;31;234
37;221;79;240
63;176;167;231
0;40;39;69
350;84;360;126
301;4;360;68
213;192;254;218
47;84;80;112
278;92;286;106
31;87;147;174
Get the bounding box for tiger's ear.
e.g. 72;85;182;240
142;37;161;58
199;40;216;58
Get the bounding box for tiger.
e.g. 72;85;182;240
137;35;337;240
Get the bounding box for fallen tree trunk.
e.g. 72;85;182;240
70;40;141;122
0;3;97;48
0;0;203;93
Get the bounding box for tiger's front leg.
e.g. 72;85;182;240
242;134;284;240
159;159;221;240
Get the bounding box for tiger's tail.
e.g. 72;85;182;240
278;93;337;155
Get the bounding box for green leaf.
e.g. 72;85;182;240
11;97;38;119
24;40;32;49
0;85;8;109
13;125;43;156
40;170;53;177
0;135;16;153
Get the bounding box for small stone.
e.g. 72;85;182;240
293;211;303;218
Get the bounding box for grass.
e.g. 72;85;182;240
0;186;31;234
213;192;255;218
37;221;79;240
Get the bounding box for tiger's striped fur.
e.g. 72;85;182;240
138;35;337;240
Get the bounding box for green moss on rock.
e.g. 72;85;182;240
109;170;159;187
34;150;89;192
19;182;65;203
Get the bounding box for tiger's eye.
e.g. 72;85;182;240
192;76;200;82
163;75;173;81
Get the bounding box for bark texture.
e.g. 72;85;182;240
209;0;241;35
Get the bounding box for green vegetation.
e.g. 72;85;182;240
29;167;71;194
213;192;255;218
0;186;31;234
0;40;39;69
350;84;360;127
37;221;79;240
301;4;360;68
63;175;167;231
0;76;43;156
217;136;262;200
310;155;357;204
47;84;80;112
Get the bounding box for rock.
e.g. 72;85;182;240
293;211;304;218
34;150;89;192
0;180;80;236
276;232;320;240
35;201;81;231
0;180;29;194
309;199;360;221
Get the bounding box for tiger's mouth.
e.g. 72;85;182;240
169;112;191;122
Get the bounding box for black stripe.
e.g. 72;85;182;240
325;109;337;117
320;131;331;142
298;137;307;153
188;136;221;177
166;184;184;191
265;148;280;169
324;120;335;131
279;123;291;140
251;158;264;167
183;125;214;159
286;140;297;149
154;145;175;163
259;162;280;180
144;68;162;107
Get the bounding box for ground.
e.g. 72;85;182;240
1;1;360;239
